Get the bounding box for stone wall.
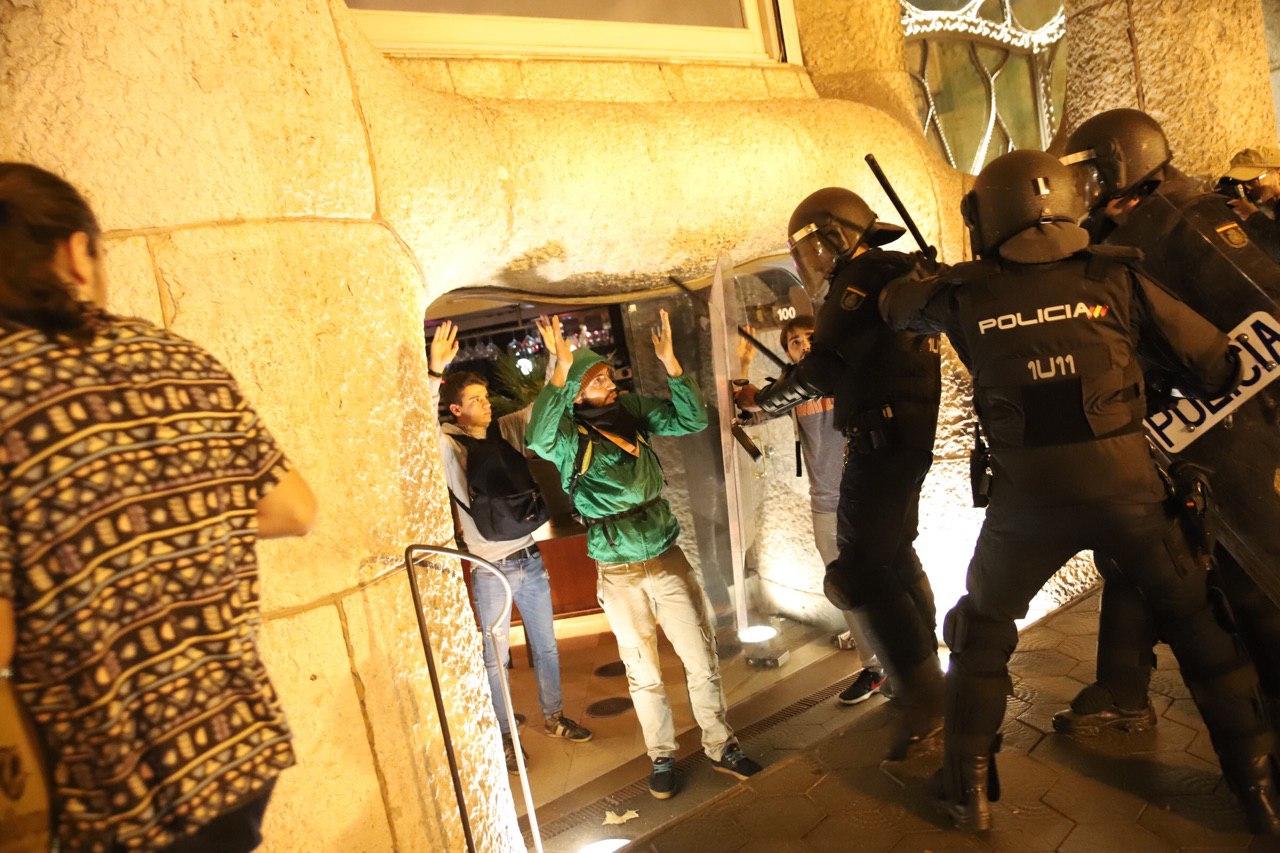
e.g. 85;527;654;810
1;0;964;849
1062;0;1277;176
791;0;916;128
388;55;816;103
1262;0;1280;132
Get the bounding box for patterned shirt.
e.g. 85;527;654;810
0;317;296;850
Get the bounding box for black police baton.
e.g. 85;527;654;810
864;153;938;264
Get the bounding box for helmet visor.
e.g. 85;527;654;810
1074;161;1105;210
789;226;840;291
1061;149;1106;211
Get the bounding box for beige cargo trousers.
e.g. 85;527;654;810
596;544;735;761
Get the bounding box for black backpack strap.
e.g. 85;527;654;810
446;487;473;516
568;424;594;496
444;431;477;514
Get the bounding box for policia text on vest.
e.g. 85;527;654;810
977;300;1111;335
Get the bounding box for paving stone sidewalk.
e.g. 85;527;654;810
629;589;1280;852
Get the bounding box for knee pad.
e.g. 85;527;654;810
1220;570;1280;637
1184;662;1270;744
943;596;1018;675
860;591;938;674
825;560;894;610
1160;602;1246;673
943;599;1014;751
823;568;855;611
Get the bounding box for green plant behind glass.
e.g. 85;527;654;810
489;352;548;418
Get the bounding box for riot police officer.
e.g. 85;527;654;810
1055;109;1280;745
735;187;945;759
880;149;1279;834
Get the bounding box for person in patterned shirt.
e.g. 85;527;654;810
0;163;317;851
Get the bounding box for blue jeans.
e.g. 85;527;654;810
472;550;563;735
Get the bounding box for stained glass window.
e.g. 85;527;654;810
901;0;1066;173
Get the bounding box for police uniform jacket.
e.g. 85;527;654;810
879;226;1238;507
759;249;942;451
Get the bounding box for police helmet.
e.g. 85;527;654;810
787;188;906;291
1061;108;1172;209
962;149;1087;257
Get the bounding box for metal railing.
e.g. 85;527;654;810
403;544;543;853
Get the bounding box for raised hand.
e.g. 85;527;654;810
551;315;574;364
429;319;459;375
535;315;556;357
651;308;682;377
547;315;574;387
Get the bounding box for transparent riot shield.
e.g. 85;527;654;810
707;254;759;639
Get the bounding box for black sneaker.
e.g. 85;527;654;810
711;743;763;780
544;713;593;742
649;756;679;799
502;735;528;774
838;668;884;706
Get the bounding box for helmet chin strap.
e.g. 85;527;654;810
828;235;869;279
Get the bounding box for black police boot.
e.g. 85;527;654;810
1052;682;1157;736
1223;753;1280;835
885;656;945;761
933;741;1001;831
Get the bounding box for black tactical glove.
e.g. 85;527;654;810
906;249;943;277
753;363;823;417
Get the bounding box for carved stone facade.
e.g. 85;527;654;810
1062;0;1277;174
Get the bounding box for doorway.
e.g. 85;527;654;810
425;257;866;840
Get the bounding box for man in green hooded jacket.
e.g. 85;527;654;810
526;311;761;799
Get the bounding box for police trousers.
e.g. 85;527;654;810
1091;544;1280;714
947;499;1273;767
829;446;943;731
829;447;938;669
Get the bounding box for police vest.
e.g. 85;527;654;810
956;249;1145;449
947;248;1165;505
816;250;943;449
